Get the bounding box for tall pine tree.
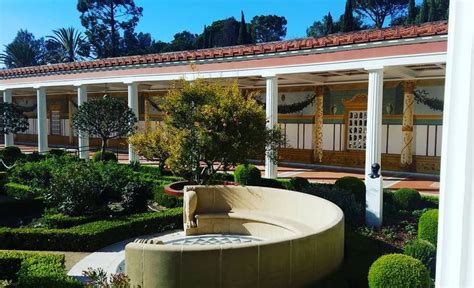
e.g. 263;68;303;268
419;0;429;23
342;0;355;32
326;12;335;35
202;26;208;49
407;0;417;24
428;0;437;21
238;11;250;45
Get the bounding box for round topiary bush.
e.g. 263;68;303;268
289;177;310;191
368;254;431;288
393;188;421;211
234;164;261;185
418;209;438;246
92;151;118;162
335;176;366;207
404;239;436;276
0;146;23;166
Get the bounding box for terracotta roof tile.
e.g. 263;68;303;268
0;21;448;78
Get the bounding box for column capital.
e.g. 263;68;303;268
364;66;384;72
124;81;137;86
33;85;45;91
73;83;86;88
403;80;417;93
315;86;325;97
261;73;277;79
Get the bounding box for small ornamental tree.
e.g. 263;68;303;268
161;79;286;184
72;96;137;159
0;103;29;135
128;124;170;170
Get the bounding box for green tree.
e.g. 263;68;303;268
0;103;29;135
407;0;417;24
238;11;251;45
72;96;137;158
47;27;90;62
342;0;355;32
0;30;45;68
354;0;409;28
161;79;285;184
77;0;143;58
121;29;153;55
437;0;449;20
428;0;437;22
307;13;341;37
326;12;335;34
419;0;429;23
128;124;170;171
250;15;287;43
165;31;197;52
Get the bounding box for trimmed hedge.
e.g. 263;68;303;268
0;146;23;166
393;188;421;211
404;239;436;276
418;209;438;246
0;198;44;218
92;150;118;162
335;176;366;207
4;182;35;200
368;254;431;288
0;251;81;287
0;171;8;194
42;214;97;229
0;208;183;251
289;177;310;192
234;164;261;185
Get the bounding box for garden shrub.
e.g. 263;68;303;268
368;254;431;288
24;152;45;162
4;182;35;200
45;161;106;217
92;150;117;162
0;146;23;166
0;208;183;251
234;164;261;185
255;177;286;189
289;177;310;191
302;183;364;225
0;251;81;287
418;209;438;246
393;188;421;211
10;156;63;189
0;172;8;194
42;214;97;229
0;198;44;218
335;176;366;207
93;161;133;201
47;149;66;157
154;191;183;208
404;239;436;276
121;181;152;213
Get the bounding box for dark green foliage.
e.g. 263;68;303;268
24;151;45;162
154;190;183;208
4;182;36;200
92;150;118;162
42;214;97;229
121;181;152;213
255;177;286;189
45;161;105;216
234;164;261;185
335;176;366;207
290;177;309;192
418;209;438;245
0;208;182;251
0;30;45;68
342;0;355;32
419;0;429;23
0;171;8;193
302;183;364;225
0;146;24;166
250;15;287;43
0;198;44;218
325;12;335;34
404;239;436;276
237;11;251;45
93;161;132;200
48;149;66;157
72;96;138;156
1;103;30;135
47;27;90;62
407;0;417;24
354;0;409;29
393;188;421;211
368;254;431;288
0;251;81;287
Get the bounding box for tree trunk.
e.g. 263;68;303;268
101;138;108;161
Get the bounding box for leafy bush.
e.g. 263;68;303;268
302;183;364;225
42;214;97;229
404;239;436;276
0;208;182;251
92;150;118;162
0;198;44;218
45;162;106;216
4;182;36;200
121;181;152;213
393;188;421;211
24;152;45;162
368;254;431;288
48;149;66;157
335;176;366;207
289;177;310;191
234;164;261;185
0;251;81;287
418;209;438;246
0;172;9;194
0;146;23;166
93;161;133;201
154;191;183;208
255;177;286;189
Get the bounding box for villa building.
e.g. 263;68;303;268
0;21;448;175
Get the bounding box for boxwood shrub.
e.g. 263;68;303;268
368;254;431;288
234;164;261;185
334;176;366;207
42;214;98;229
0;208;183;251
403;239;436;276
289;177;310;192
0;198;44;218
4;182;36;200
418;209;438;246
0;146;23;167
393;188;421;211
0;251;81;287
92;151;118;162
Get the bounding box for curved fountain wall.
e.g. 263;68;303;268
126;185;344;288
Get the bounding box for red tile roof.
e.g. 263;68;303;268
0;21;448;78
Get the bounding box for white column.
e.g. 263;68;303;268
127;82;139;163
435;0;474;286
264;75;278;179
3;90;14;147
364;67;384;228
36;87;48;153
76;85;89;160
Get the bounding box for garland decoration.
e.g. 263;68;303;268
414;89;444;111
257;94;316;114
147;97;162;111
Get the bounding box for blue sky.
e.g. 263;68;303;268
0;0;349;49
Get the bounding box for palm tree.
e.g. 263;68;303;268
0;29;44;68
47;27;89;62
